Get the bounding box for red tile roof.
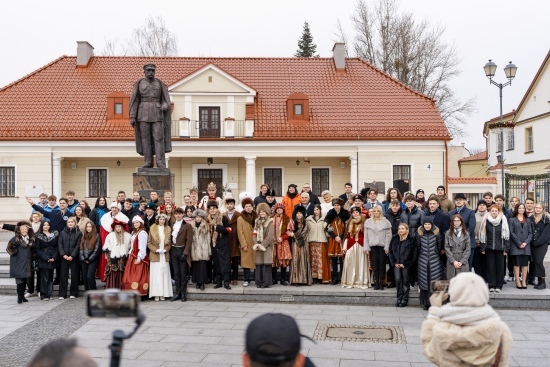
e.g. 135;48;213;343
447;177;497;184
458;151;488;162
0;56;450;140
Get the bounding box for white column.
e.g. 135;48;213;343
52;156;63;200
349;155;358;191
245;156;257;195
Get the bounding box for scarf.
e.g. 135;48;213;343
254;216;270;243
346;216;363;236
478;212;510;244
286;190;298;199
429;304;500;326
454;227;462;237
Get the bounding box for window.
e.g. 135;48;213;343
264;168;282;196
88;169;107;197
496;132;502;153
106;92;129;122
507;131;514;150
312;168;329;196
114;103;123;115
286;93;309;122
525;127;534;152
393;165;411;194
294;104;303;115
0;166;15;197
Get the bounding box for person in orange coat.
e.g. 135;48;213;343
282;184;301;219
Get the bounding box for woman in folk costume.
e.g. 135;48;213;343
306;204;330;284
253;203;274;288
324;197;350;285
271;202;292;285
147;214;172;301
341;207;370;289
7;221;35;304
97;201;129;281
421;272;512;367
122;216;150;297
103;219;131;289
198;182;223;211
288;205;312;286
191;209;211;290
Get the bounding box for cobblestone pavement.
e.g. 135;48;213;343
1;295;550;366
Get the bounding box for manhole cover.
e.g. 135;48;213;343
313;324;406;344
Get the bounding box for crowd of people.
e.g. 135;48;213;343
2;182;550;309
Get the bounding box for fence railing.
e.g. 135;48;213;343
170;120;253;138
506;173;550;208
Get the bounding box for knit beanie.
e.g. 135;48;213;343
477;199;488;208
437;185;446;193
448;272;489;307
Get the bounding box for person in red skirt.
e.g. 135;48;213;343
122;216;150;296
97;202;129;281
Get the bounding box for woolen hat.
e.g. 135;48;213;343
477;199;488;208
449;272;489;307
246;313;312;364
273;202;286;211
288;184;297;189
416;189;425;195
131;216;144;224
145;202;156;210
437;185;446;193
454;193;467;200
422;217;434;225
109;201;121;210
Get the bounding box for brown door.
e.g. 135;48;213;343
198;169;223;201
199;107;220;138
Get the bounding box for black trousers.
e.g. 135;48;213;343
59;258;80;298
532;243;549;278
394;266;410;304
473;246;485;281
231;256;240;280
40;269;54;298
506;254;515;277
485;249;505;289
26;267;40;294
330;257;343;280
243;268;252;282
81;260;98;291
386;254;395;284
255;264;273;287
170;247;189;295
272;266;288;283
371;247;386;285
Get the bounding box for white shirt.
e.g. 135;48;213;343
172;219;183;244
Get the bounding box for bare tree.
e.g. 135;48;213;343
346;0;475;137
333;18;350;56
100;16;178;57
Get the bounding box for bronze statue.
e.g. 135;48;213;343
129;64;172;169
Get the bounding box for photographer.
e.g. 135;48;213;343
421;272;512;366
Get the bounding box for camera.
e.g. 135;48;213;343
86;289;139;318
430;280;449;293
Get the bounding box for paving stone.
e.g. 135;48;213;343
138;350;207;362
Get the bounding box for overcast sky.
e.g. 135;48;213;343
1;0;548;151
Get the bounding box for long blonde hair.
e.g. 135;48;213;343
534;202;548;223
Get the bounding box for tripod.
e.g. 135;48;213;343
109;311;146;367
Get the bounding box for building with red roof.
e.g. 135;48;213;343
0;42;451;220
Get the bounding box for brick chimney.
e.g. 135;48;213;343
76;41;94;67
332;43;346;72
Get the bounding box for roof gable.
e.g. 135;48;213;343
169;64;256;95
514;50;550;124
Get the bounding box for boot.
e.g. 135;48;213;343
17;283;26;304
181;291;187;302
535;278;546;290
272;268;278;284
280;267;289;286
170;292;181;302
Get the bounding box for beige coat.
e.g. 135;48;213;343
147;224;172;262
421;317;512;367
237;216;255;269
306;216;328;243
253;217;274;265
191;220;211;261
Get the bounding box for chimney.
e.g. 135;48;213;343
332;43;346;72
76;41;94;67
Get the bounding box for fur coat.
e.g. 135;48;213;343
191;220;211;261
148;224;172;262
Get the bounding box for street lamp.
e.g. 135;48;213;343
483;59;518;199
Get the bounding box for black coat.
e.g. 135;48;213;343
7;235;34;279
212;215;231;273
89;207;110;228
480;219;510;252
58;227;82;259
401;206;424;238
324;208;351;239
531;214;550;247
385;208;403;235
416;226;443;291
32;204;70;232
389;234;417;268
509;217;532;256
79;236;101;263
35;232;60;270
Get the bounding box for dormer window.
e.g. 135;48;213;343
287;93;309;122
107;92;130;122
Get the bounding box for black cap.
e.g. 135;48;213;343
145;202;156;210
416;189;425;195
477;199;488;207
454;193;466;200
246;313;312;364
143;63;156;70
437;185;446;192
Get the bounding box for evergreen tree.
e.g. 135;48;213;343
295;21;319;57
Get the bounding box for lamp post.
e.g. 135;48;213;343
483;60;518;197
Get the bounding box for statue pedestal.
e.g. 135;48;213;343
133;168;175;201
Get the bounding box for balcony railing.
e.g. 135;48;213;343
171;119;254;138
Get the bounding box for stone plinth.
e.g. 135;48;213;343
133;168;174;201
